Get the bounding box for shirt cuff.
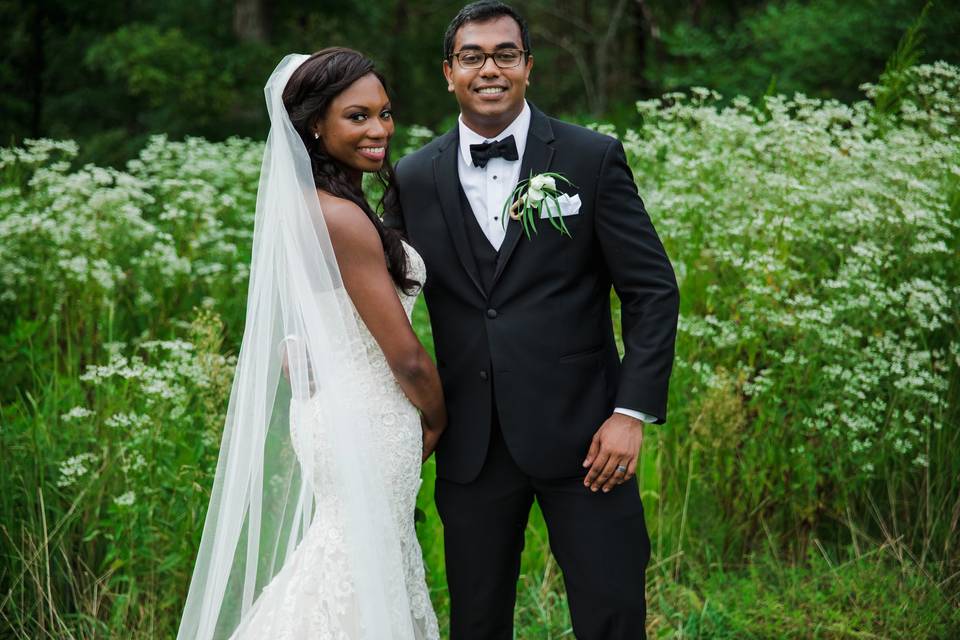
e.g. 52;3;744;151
614;407;657;423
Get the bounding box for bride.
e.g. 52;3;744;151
176;49;445;640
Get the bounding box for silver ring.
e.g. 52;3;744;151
615;464;627;474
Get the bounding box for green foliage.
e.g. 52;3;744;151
873;1;932;119
0;312;233;638
655;0;960;103
625;65;959;563
3;0;960;168
0;135;261;398
86;24;233;124
650;551;960;638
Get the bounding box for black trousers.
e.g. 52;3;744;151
435;411;650;640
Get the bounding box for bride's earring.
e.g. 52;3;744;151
313;131;320;140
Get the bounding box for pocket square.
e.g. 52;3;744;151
540;193;582;219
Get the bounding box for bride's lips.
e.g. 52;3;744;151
357;146;386;161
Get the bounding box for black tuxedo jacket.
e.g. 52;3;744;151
387;105;679;483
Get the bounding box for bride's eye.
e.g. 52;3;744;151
380;109;393;120
349;112;368;122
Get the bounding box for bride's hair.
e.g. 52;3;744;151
283;47;417;293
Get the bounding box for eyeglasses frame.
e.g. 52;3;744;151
447;48;530;69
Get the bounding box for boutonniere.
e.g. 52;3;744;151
502;172;576;238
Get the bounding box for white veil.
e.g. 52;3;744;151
177;54;414;640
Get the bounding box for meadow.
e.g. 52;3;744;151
1;61;958;638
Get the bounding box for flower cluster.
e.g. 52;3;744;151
57;452;99;488
0;135;262;377
503;171;574;237
50;311;235;556
618;63;957;499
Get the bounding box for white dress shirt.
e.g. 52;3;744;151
456;102;657;425
457;102;531;250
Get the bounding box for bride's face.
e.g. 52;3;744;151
314;73;394;175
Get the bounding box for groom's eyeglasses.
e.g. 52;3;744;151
450;48;528;69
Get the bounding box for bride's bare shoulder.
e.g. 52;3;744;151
316;191;379;255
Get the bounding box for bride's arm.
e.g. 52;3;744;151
323;196;447;448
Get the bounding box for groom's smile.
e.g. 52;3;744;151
443;15;533;139
476;85;508;97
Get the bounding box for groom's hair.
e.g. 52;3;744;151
443;1;531;61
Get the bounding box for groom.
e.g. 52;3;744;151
387;2;679;638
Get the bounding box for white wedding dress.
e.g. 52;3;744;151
229;242;439;640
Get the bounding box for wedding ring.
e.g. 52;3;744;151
615;464;627;474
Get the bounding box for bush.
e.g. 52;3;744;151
0;135;261;395
622;64;959;566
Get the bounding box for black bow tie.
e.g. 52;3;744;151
469;135;519;168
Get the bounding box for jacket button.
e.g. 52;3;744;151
486;308;498;319
479;370;489;380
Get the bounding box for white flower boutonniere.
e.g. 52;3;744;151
502;171;576;238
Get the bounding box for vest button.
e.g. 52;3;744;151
486;308;498;319
479;370;489;380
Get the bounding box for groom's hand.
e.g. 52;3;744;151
582;414;644;493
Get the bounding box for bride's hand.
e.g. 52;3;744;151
280;346;291;382
421;416;442;463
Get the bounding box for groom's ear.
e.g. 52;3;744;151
442;59;455;93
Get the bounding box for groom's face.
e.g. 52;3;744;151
443;15;532;133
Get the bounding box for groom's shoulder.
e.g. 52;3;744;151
545;114;617;152
402;135;446;165
395;129;455;182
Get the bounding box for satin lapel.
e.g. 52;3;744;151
493;107;556;287
433;131;486;298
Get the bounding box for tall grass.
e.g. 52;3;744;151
2;63;959;638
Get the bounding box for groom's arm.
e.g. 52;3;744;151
582;138;678;493
595;138;679;423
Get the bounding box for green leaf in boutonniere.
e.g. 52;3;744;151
501;171;576;239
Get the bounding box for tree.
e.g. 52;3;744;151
527;0;631;116
234;0;268;43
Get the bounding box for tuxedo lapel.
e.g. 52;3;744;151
433;130;486;298
493;107;556;287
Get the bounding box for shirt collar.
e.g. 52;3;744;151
458;100;531;167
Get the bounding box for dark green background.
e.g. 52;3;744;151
3;0;959;165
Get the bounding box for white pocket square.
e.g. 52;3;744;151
540;193;582;219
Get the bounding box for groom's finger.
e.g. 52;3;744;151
602;457;629;492
595;455;622;493
584;450;610;489
624;456;638;482
582;433;601;468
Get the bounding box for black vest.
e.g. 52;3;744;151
458;184;499;293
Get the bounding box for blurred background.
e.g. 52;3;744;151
3;0;960;164
2;1;959;639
